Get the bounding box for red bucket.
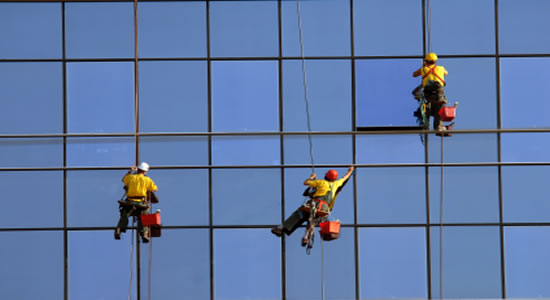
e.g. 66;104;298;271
141;213;161;227
439;106;456;122
319;221;340;241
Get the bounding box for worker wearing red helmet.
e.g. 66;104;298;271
271;166;354;245
412;52;450;132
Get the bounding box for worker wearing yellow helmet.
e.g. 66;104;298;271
412;52;449;132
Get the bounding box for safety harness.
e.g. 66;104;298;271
422;65;446;86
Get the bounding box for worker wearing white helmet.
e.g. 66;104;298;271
115;162;158;243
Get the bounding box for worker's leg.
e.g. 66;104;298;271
138;209;150;243
282;209;309;236
116;205;132;233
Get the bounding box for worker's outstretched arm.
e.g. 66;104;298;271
412;68;422;77
341;166;355;182
304;174;317;186
122;166;137;182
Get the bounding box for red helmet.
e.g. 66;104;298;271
325;169;338;181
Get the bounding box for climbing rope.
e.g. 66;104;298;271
426;0;432;53
128;219;136;300
439;136;444;300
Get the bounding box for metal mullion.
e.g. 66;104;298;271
205;1;214;300
61;2;69;299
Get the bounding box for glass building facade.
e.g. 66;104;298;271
1;0;550;299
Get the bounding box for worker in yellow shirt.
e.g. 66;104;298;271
271;166;354;246
115;162;158;243
412;52;449;132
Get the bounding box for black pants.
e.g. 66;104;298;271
117;201;149;236
412;81;447;129
282;209;310;236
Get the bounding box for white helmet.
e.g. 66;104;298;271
137;162;150;172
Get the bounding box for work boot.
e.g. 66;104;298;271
271;227;283;237
114;228;121;240
141;231;150;243
301;236;308;247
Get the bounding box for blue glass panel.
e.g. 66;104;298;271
501;133;550;162
138;2;206;58
139;61;207;132
0;3;61;59
502;166;550;222
66;137;134;167
139;137;208;166
501;58;550;128
69;231;136;300
282;0;350;56
67;62;134;133
284;135;352;165
212;169;280;225
0;171;63;228
140;229;209;299
149;170;208;226
65;3;133;58
429;167;499;223
210;1;278;57
212;136;280;166
437;58;497;129
0;62;63;134
214;229;280;300
428;134;498;163
67;170;129;227
353;0;422;56
284;168;354;224
283;60;351;131
0;231;63;299
359;227;427;299
431;226;502;299
357;167;426;224
212;61;278;132
430;0;495;55
356;134;425;164
499;0;550;54
356;59;420;127
505;226;550;297
286;228;355;300
0;138;62;168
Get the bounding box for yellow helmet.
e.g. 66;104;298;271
425;52;438;61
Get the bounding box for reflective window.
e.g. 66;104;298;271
283;135;352;165
356;134;425;164
0;138;62;168
430;0;495;55
284;168;354;224
500;58;550;128
286;228;355;300
505;226;550;298
212;136;280;166
0;171;63;228
283;60;351;131
501;133;550;163
502;166;550;223
437;58;497;129
0;231;63;299
357;167;426;224
210;1;278;57
139;61;207;132
140;229;210;299
354;0;422;56
0;62;63;134
429;167;499;223
65;2;133;58
359;227;427;299
69;231;136;300
431;226;502;298
138;2;206;58
499;0;550;54
282;0;350;56
139;137;208;166
66;137;135;167
214;229;281;300
149;170;208;226
356;59;421;127
0;3;61;59
67;62;134;133
212;61;278;132
67;170;129;227
212;169;280;225
428;134;498;163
